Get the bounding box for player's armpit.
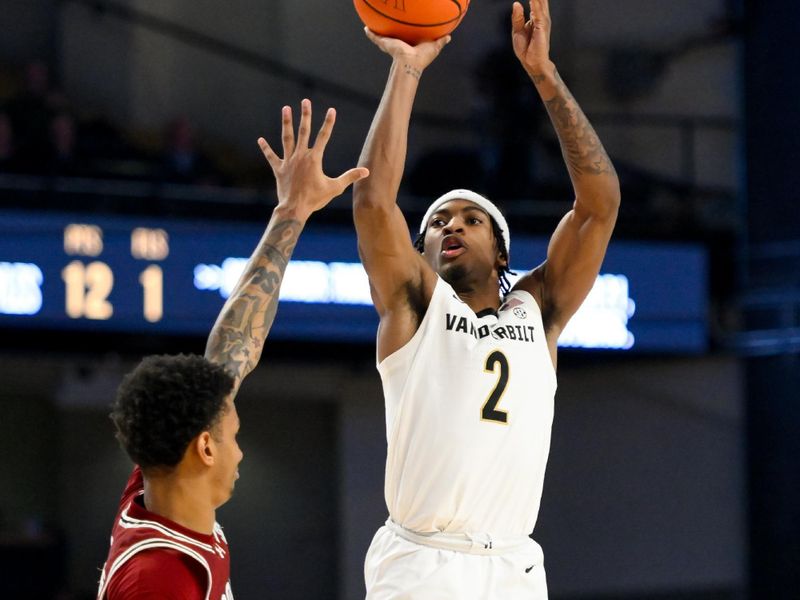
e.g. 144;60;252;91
354;201;435;316
539;206;617;331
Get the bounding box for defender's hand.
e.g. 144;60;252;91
364;27;451;72
511;0;552;75
258;99;369;221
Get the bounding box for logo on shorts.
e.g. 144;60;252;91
513;307;527;319
525;565;535;573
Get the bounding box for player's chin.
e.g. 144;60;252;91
226;472;239;496
224;484;236;503
439;262;468;286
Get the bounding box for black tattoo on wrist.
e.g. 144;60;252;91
404;63;422;80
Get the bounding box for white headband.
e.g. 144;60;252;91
419;189;510;254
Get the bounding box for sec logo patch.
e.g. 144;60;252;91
513;307;527;319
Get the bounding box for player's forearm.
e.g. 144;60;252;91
530;61;620;215
204;205;305;389
353;60;421;210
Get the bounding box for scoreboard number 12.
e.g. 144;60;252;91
62;260;114;320
61;224;168;323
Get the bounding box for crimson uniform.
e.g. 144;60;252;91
97;467;233;600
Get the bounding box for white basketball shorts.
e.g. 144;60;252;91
364;520;548;599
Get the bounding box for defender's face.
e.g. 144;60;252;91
422;199;505;286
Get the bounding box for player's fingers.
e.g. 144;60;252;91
257;137;281;170
511;2;526;33
364;26;391;52
334;167;370;192
296;98;312;149
281;106;295;158
313;108;336;154
531;0;550;30
539;0;550;20
434;34;452;53
364;26;413;53
364;27;380;43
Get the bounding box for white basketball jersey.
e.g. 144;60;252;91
378;277;557;537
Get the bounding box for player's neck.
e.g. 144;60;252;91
455;285;501;314
142;471;216;535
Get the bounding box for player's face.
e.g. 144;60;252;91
211;398;243;508
422;199;504;289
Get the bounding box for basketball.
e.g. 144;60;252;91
354;0;471;45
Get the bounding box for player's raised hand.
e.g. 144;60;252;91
364;27;451;72
258;99;369;221
511;0;552;74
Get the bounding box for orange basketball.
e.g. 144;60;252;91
354;0;471;45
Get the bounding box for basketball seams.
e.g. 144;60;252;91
359;0;465;28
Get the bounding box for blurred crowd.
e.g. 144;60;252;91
0;59;228;186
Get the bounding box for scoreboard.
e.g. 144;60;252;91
0;210;708;352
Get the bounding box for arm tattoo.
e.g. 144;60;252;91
205;218;301;387
543;69;617;177
531;73;546;85
403;63;422;80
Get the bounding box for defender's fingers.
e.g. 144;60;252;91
257;137;281;170
296;98;312;148
511;2;526;33
531;0;549;27
334;167;370;191
281;106;295;157
313;108;336;154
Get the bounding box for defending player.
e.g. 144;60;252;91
96;100;368;599
352;1;620;597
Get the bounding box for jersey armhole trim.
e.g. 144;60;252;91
97;540;212;600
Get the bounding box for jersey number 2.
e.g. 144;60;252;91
482;350;509;424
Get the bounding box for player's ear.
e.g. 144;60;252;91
194;431;215;466
496;247;508;269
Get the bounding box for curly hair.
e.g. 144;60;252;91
110;354;234;470
414;214;515;295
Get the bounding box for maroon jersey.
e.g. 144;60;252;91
97;467;233;600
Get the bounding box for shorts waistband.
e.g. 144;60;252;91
385;519;535;556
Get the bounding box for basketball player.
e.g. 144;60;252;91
353;0;620;597
96;100;368;599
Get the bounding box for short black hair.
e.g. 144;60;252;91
110;354;234;470
414;214;515;295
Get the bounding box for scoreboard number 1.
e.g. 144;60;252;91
139;265;163;323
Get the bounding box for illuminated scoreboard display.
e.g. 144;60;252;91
0;210;708;352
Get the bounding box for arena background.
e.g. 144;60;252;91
1;0;797;598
